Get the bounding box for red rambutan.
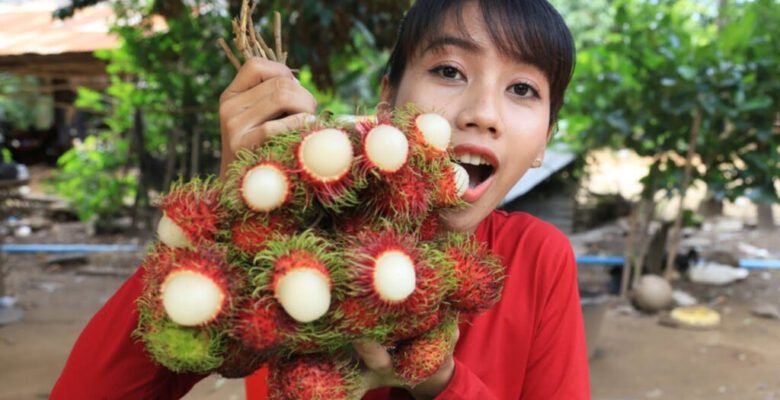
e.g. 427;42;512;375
267;352;362;400
442;232;506;314
156;178;224;248
392;311;459;385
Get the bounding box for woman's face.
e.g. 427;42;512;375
383;3;552;233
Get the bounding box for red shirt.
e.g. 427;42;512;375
51;211;590;399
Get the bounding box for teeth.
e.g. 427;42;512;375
456;153;491;166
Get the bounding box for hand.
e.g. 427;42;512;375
353;327;459;400
218;57;317;176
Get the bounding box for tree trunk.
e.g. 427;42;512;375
757;201;776;231
163;128;180;191
665;108;702;279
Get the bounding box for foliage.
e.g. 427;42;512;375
0;75;53;131
51;0;394;222
561;0;780;203
51;135;136;221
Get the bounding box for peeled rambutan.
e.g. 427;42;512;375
155;245;244;327
267;352;362;400
295;128;362;213
431;161;469;208
222;133;313;219
393;106;452;161
401;243;455;316
254;232;345;324
358;123;410;175
343;228;427;314
156;178;224;248
392;311;459;386
441;232;506;314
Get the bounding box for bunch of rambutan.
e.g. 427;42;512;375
133;106;506;399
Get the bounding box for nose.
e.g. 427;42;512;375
453;82;502;136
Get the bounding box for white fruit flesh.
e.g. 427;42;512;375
451;163;470;197
161;270;225;326
365;125;409;172
300;129;354;181
373;250;416;302
242;164;289;212
275;268;332;323
415;113;451;151
157;213;190;248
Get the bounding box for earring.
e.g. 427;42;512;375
531;159;542;168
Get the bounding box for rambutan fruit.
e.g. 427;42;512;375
233;296;291;353
360;124;409;175
430;161;469;208
135;317;225;374
343;228;428;314
222;133;313;219
401;243;455;316
392;311;459;386
240;161;292;212
332;297;387;338
267;352;363;400
365;165;433;225
216;337;269;378
417;214;441;242
386;308;443;343
441;232;506;314
294;127;364;213
156;245;244;327
253;231;346;323
229;213;296;255
156;178;224;248
393;105;452;160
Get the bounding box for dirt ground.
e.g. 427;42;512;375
1;193;779;399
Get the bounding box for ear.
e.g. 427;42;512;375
379;75;393;105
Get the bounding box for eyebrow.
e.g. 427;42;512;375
422;35;483;55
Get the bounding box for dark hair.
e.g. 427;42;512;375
384;0;575;126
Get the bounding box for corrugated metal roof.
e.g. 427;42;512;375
0;1;117;57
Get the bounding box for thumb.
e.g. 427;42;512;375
353;339;393;375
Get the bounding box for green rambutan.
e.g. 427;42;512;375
392;311;459;386
267;352;363;400
441;232;506;314
134;316;225;374
156;178;224;248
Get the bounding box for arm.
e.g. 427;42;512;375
50;268;206;399
520;243;590;400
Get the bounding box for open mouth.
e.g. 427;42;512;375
452;145;499;202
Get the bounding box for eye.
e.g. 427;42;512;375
430;65;464;81
509;83;538;98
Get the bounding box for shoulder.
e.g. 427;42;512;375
476;210;573;260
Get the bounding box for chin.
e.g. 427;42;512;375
441;203;491;234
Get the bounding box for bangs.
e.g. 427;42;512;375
386;0;575;125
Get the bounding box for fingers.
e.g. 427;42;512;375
220;57;294;102
231;112;316;154
353;340;393;375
